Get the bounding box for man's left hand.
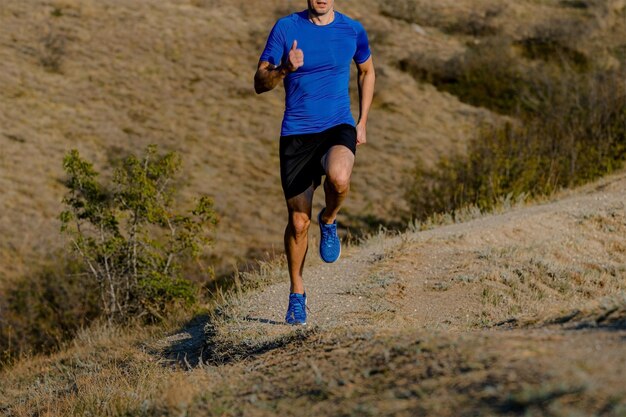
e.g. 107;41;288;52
356;123;367;146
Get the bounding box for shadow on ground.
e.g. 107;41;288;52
244;316;284;325
157;313;315;369
159;314;210;369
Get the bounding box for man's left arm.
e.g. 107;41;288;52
356;56;375;145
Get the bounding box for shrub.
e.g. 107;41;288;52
60;145;217;323
514;19;590;71
399;15;593;116
0;259;100;368
379;0;502;37
39;28;66;73
442;8;501;37
400;38;528;114
406;69;626;219
401;43;587;117
559;0;590;9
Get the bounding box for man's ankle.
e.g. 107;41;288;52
290;284;305;294
321;209;337;225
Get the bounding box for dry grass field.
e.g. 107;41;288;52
1;0;626;414
0;0;471;281
3;0;624;284
1;170;624;416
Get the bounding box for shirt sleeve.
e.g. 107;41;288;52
353;21;371;64
259;21;286;66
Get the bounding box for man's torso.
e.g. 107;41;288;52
260;11;371;136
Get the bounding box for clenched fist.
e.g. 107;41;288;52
286;40;304;72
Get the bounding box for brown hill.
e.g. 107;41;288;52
1;0;624;282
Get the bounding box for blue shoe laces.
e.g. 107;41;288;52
321;221;338;246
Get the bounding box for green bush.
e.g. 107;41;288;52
60;145;217;323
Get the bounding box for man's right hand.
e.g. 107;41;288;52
286;40;304;72
254;40;303;94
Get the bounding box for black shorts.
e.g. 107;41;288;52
280;123;357;200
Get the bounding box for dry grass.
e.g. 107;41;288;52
4;320;626;416
1;172;625;416
0;306;227;416
1;2;626;414
8;0;600;282
181;328;626;417
375;175;626;330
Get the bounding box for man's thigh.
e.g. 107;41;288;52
285;184;315;218
322;145;355;181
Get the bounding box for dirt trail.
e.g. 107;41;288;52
202;171;625;345
152;172;626;416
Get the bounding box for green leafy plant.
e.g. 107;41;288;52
60;145;217;322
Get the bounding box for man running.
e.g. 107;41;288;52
254;0;375;325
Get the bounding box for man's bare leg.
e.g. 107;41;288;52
285;185;315;294
321;145;355;224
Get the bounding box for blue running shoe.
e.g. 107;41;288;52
318;208;341;263
285;293;307;325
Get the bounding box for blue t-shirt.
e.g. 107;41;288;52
260;10;371;136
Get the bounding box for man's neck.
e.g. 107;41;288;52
308;9;335;26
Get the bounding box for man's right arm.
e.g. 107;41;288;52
254;62;290;94
255;40;303;95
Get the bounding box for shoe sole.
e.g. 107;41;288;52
318;209;341;263
319;245;341;264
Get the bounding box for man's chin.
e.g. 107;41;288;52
311;6;330;15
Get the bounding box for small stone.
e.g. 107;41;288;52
411;23;427;36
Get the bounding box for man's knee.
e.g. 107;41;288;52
326;172;351;194
289;212;311;237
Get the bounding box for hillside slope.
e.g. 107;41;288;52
0;0;480;280
2;170;625;416
2;0;624;281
